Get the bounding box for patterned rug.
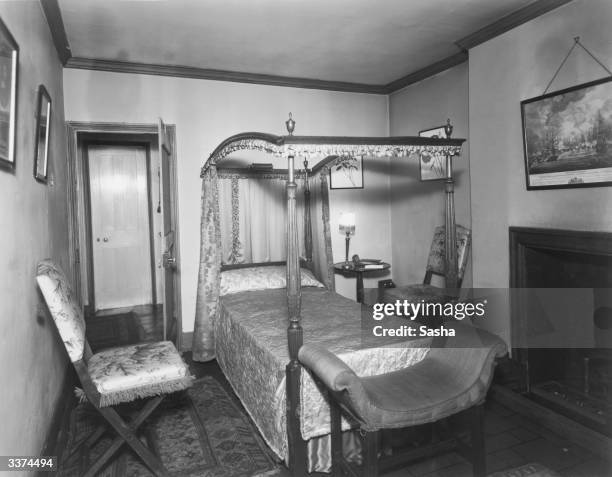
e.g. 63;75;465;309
59;376;282;477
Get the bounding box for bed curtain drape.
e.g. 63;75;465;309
193;166;222;362
309;167;335;291
193;167;334;361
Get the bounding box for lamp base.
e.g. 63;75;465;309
345;234;351;264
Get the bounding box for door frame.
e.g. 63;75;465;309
66;122;182;349
83;140;156;312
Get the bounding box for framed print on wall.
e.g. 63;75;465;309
0;16;18;171
33;85;51;183
521;76;612;190
418;126;447;181
329;155;364;189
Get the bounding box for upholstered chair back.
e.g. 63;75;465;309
425;224;472;282
36;259;86;362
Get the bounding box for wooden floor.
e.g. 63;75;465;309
72;311;611;476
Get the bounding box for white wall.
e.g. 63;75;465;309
469;0;612;344
0;1;69;458
62;70;389;333
388;63;471;286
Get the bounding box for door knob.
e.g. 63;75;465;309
103;237;109;242
162;252;176;269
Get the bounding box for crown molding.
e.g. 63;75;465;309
56;0;573;94
384;52;469;94
39;0;71;65
65;57;388;94
455;0;574;51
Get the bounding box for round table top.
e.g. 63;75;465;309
333;260;390;273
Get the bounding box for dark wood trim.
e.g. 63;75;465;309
39;0;71;65
65;57;388;94
58;0;570;94
385;52;468;93
145;144;157;306
38;363;75;471
455;0;574;51
163;124;182;349
508;226;612;387
82;144;96;312
491;384;612;460
66;122;182;344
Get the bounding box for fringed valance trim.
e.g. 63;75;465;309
201;132;465;177
74;376;195;407
216;168;307;180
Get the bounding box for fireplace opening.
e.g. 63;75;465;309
509;227;612;436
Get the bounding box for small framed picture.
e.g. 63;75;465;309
418;126;447;181
0;17;18;171
329;155;364;189
521;76;612;190
33;85;51;183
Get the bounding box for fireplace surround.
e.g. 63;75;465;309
509;226;612;436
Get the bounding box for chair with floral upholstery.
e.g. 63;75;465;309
380;224;472;305
36;259;194;477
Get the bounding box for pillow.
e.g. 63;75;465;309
220;265;324;296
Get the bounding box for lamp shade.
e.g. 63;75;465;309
339;212;356;235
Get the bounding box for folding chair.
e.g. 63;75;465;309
36;259;194;476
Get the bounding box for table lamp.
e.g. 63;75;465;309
339;212;356;266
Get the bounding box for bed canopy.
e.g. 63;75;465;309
194;117;465;475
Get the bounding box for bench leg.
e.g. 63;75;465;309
469;404;486;477
362;430;379;477
330;398;343;477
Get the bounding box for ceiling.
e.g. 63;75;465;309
55;0;563;91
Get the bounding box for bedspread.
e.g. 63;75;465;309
214;287;430;464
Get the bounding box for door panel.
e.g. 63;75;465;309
88;145;153;310
159;119;176;341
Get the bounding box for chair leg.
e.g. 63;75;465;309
361;430;379;477
469;404;486;477
330;398;343;477
85;396;168;477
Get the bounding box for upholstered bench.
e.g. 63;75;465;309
299;322;507;476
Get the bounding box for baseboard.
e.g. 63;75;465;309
39;364;75;472
490;384;612;460
181;331;193;352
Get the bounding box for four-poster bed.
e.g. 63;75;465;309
194;122;465;474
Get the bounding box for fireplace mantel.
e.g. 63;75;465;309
508;226;612;436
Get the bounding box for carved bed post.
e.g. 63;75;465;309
286;154;307;475
303;159;313;263
444;152;459;289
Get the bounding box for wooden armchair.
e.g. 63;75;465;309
299;322;507;476
380;224;472;304
36;259;194;477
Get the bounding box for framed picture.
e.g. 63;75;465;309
33;85;51;183
521;76;612;190
329;155;364;189
418;126;447;181
0;17;18;171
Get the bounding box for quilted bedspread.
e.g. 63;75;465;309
214;287;430;463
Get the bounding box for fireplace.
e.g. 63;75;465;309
509;227;612;436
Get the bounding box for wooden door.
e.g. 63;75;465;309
159;119;177;341
87;144;153;310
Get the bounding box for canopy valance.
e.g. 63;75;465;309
201;132;465;176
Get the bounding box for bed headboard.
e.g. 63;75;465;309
220;259;313;272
